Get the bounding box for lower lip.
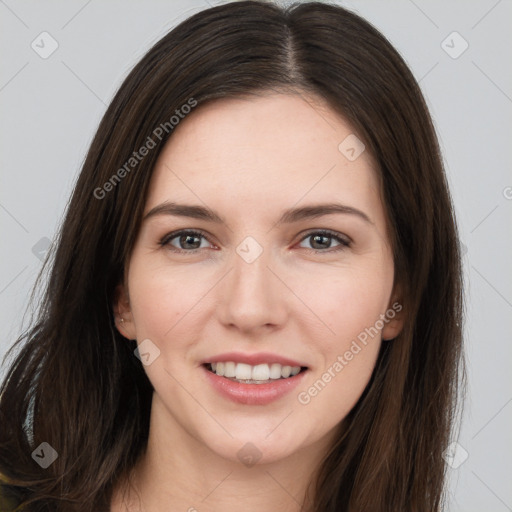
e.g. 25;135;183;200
202;365;308;405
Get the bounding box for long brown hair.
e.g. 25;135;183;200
0;2;465;510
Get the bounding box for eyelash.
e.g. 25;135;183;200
159;229;351;255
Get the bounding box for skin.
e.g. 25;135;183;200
111;92;403;512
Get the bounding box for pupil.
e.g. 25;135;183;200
311;234;330;249
181;234;200;249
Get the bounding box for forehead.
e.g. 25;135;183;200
146;93;384;229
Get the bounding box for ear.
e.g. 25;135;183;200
381;284;405;341
113;283;137;340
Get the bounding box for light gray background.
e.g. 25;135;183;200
1;1;511;510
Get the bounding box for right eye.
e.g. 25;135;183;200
160;229;215;253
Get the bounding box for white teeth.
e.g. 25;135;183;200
209;361;302;381
224;361;236;378
269;363;282;379
252;364;270;381
235;363;253;380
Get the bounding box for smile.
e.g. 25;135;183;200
206;361;305;383
202;363;309;405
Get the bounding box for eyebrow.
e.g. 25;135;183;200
143;201;373;226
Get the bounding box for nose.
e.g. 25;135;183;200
216;245;288;334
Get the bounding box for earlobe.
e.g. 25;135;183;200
382;314;404;341
382;288;405;341
113;283;137;340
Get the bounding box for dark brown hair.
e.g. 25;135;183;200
0;1;464;511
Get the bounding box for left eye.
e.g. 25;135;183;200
298;230;350;252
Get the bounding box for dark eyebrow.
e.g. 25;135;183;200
277;203;373;225
143;202;225;223
143;201;373;226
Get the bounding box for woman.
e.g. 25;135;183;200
0;1;464;511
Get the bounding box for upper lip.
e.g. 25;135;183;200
203;352;307;368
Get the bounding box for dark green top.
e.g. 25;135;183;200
0;473;21;511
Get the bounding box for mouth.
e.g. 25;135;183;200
203;362;308;384
202;360;309;405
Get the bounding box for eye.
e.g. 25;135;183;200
297;230;351;253
160;230;214;253
160;228;351;255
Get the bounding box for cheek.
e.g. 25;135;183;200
296;341;380;438
293;263;390;406
294;284;385;430
293;261;392;340
127;262;197;340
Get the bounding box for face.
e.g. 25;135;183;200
116;92;403;465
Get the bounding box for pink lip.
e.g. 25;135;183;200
202;365;308;406
203;351;306;368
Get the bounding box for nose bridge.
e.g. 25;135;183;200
217;237;286;330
